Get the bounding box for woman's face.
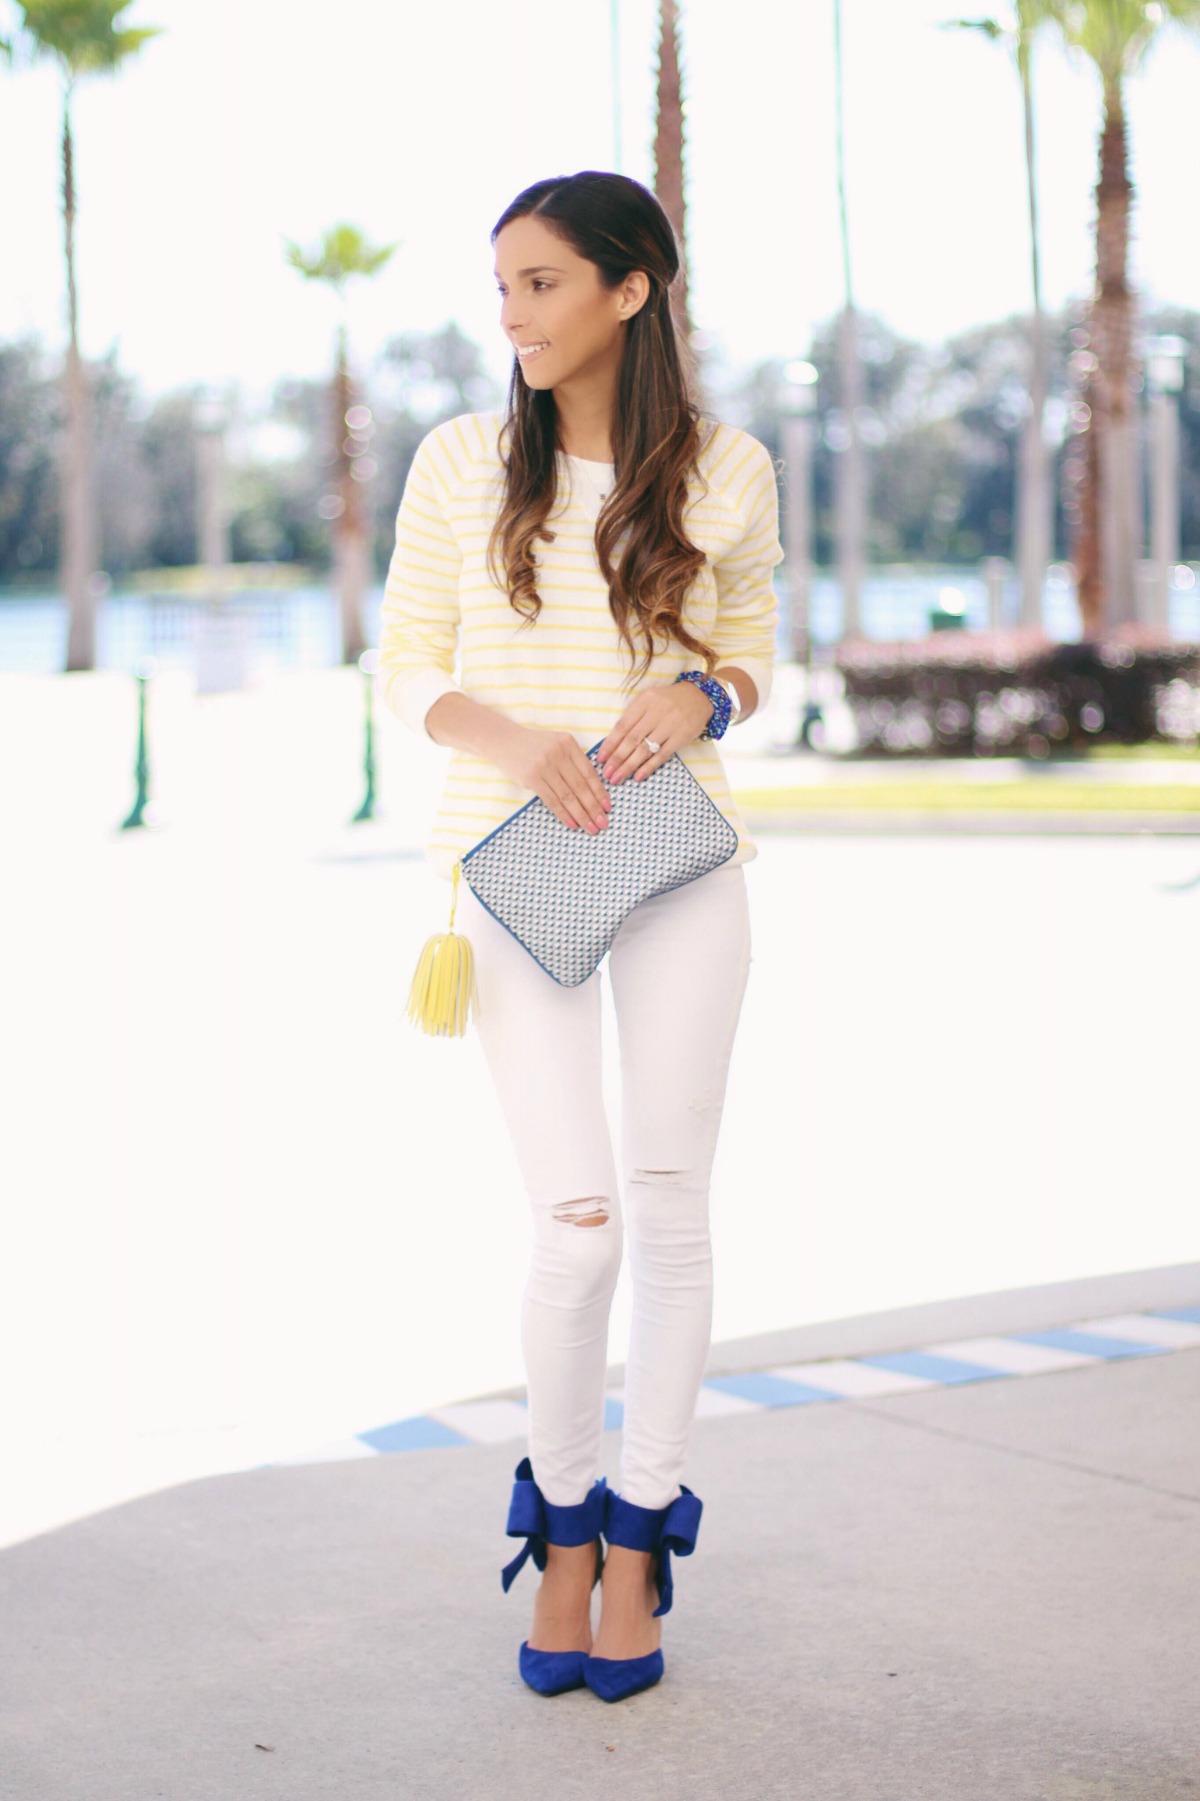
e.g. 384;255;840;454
493;215;648;389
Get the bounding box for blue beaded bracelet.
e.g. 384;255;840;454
675;669;733;741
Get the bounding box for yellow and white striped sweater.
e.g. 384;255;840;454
375;408;783;882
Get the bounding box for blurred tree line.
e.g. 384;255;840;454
1;304;1196;587
0;319;494;585
737;302;1200;568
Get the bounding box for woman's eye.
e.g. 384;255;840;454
496;281;550;295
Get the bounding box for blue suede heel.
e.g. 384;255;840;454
501;1455;607;1697
582;1481;703;1703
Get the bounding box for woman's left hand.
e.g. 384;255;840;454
596;679;715;785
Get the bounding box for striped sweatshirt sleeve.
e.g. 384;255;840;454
375;426;463;739
707;436;783;714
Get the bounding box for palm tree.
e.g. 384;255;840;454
284;224;397;666
945;4;1053;632
1042;0;1200;635
10;1;162;672
652;0;704;404
833;0;868;640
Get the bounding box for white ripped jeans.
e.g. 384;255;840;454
455;861;752;1512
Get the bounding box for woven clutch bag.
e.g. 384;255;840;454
407;738;738;1035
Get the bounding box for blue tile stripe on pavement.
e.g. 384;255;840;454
702;1371;840;1406
1007;1328;1167;1360
267;1303;1199;1468
359;1416;471;1453
857;1349;1006;1384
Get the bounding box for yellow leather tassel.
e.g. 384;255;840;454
406;860;477;1037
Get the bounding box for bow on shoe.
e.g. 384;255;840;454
501;1456;608;1593
501;1457;549;1592
650;1485;703;1618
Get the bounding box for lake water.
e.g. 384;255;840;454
2;568;1198;677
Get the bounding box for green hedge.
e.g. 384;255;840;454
831;636;1200;756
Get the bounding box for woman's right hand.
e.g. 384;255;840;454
491;725;612;834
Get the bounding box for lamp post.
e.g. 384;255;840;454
779;361;819;668
194;386;230;574
1143;335;1186;635
779;360;822;747
194;386;246;693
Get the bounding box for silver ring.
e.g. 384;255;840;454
644;736;661;754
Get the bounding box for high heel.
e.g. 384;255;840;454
582;1481;703;1703
501;1455;607;1696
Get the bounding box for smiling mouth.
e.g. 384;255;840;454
515;343;550;361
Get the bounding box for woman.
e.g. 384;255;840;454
376;171;783;1703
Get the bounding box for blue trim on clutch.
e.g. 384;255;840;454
458;739;738;988
456;873;570;987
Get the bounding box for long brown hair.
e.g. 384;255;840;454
486;171;719;690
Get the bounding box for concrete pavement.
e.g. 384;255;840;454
2;1263;1197;1801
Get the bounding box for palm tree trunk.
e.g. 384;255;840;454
60;95;96;672
1076;79;1139;635
1015;41;1050;631
653;0;703;404
1096;81;1139;629
333;321;367;666
1067;380;1101;637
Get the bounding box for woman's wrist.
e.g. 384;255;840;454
426;690;526;760
684;682;716;736
675;670;734;739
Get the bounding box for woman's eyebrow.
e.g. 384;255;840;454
493;265;567;278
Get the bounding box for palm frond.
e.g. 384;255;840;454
13;0;162;75
1039;0;1198;82
283;224;400;291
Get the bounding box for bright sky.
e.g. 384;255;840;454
1;0;1196;408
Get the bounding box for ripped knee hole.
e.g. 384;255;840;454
552;1196;610;1227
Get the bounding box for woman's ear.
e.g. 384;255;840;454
619;270;652;320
